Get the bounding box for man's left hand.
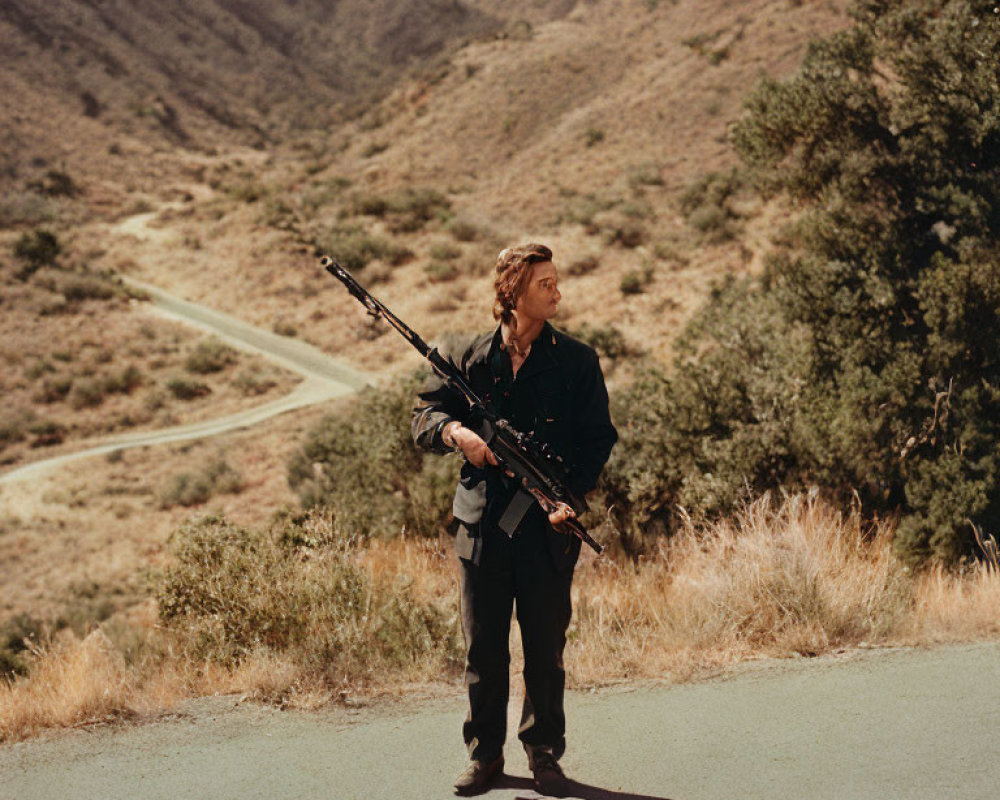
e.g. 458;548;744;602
548;502;576;527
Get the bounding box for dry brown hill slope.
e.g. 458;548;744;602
89;0;848;374
0;0;555;190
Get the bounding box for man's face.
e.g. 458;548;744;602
516;261;561;322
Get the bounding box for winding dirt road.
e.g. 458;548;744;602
2;643;998;800
0;274;368;487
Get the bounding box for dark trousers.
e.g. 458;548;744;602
459;513;574;763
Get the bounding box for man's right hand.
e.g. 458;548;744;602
445;422;498;468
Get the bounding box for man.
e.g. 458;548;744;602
412;243;618;796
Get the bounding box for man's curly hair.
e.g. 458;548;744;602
493;243;552;341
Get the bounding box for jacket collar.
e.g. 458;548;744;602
480;321;560;381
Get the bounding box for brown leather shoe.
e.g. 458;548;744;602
531;750;568;797
454;755;504;796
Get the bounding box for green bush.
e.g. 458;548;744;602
166;376;212;400
425;262;459;283
234;366;278;396
585;127;606;147
156;514;461;673
13;229;60;277
316;225;412;271
159;457;245;508
288;375;460;539
0;614;45;682
32;375;73;404
567;323;630;360
680;169;743;243
31;268;123;303
26;170;79;198
620;266;653;295
102;365;143;395
385;188;452;233
28;419;66;447
606;0;1000;564
604;219;647;249
446;217;484;242
185;338;237;374
429;242;461;261
0;408;36;449
68;377;106;409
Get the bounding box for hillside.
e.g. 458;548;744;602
0;0;583;195
0;0;848;636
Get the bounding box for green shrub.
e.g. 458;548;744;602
446;217;484;242
384;188;451;233
234;366;278;396
166;376;211;400
680;169;743;242
159;457;245;508
425;262;459;283
13;229;60;277
0;408;36;449
620;266;653;295
567;256;600;276
316;225;412;271
68;377;106;409
289;375;459;539
585;127;606;147
352;194;390;217
605;220;647;249
185;337;237;374
273;319;297;337
102;365;143;395
429;242;461;261
28;420;66;447
32;375;74;404
567;324;630;360
606;1;1000;564
0;614;45;682
156;514;461;673
32;268;119;302
26;170;79;198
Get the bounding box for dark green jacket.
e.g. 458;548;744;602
412;323;617;570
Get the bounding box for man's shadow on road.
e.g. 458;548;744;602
489;772;675;800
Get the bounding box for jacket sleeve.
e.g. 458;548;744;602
411;342;473;455
569;348;618;497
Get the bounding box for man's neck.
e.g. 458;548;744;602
504;315;544;351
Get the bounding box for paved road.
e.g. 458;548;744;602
0;276;368;486
2;643;998;800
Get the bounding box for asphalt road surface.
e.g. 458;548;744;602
2;642;998;800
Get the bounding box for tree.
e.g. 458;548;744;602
605;0;1000;563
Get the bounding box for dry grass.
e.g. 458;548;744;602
569;494;914;684
3;494;998;744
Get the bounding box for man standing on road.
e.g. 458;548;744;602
412;243;618;796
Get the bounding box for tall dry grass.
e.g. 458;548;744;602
569;493;914;683
2;494;998;743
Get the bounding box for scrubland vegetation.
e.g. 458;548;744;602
3;0;1000;747
2;494;998;743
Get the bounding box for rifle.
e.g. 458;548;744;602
321;256;604;554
